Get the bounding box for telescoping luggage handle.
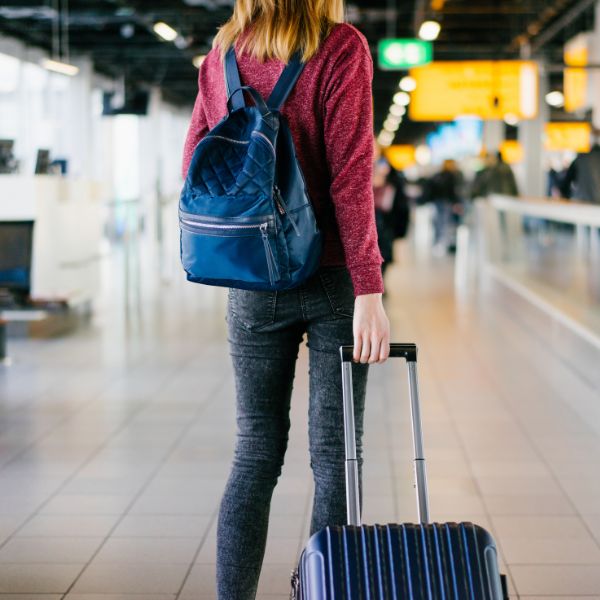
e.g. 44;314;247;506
339;343;430;527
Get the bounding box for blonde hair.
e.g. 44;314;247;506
213;0;345;63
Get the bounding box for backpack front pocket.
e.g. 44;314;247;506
180;213;281;288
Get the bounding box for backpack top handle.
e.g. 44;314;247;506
226;85;271;117
224;46;305;113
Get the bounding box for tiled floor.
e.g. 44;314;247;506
1;241;600;599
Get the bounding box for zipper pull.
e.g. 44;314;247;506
273;185;286;215
274;186;301;237
260;222;278;286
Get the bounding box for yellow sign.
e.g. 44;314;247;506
564;69;587;112
385;145;416;170
409;61;538;121
499;141;524;164
544;122;591;152
564;36;588;113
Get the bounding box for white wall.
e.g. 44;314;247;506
0;33;193;244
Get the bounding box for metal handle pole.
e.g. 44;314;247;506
341;360;361;527
407;361;430;524
339;344;429;526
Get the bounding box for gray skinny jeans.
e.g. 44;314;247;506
216;266;368;599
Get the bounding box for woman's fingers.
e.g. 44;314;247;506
355;331;390;364
359;336;371;364
378;331;390;363
352;293;391;364
369;334;381;363
370;332;390;364
353;333;362;362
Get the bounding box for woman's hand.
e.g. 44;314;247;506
353;293;390;364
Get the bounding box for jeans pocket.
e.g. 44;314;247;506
318;267;355;318
228;288;277;331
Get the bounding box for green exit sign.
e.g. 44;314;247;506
378;39;433;70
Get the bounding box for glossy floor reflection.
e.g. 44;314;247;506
0;241;599;599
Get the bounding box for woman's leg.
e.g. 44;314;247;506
217;290;303;600
305;268;369;535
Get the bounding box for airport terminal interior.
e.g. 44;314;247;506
1;0;600;598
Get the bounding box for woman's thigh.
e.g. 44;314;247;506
227;288;304;456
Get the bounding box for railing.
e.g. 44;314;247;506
488;194;600;227
474;194;600;350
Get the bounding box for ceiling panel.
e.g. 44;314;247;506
0;0;595;142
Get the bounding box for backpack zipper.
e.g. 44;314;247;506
180;218;268;231
252;130;276;155
273;185;301;236
273;185;286;216
204;135;249;145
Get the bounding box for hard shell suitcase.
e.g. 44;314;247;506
291;343;509;599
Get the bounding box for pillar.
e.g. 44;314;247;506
482;120;504;155
518;61;548;197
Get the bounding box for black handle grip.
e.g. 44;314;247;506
340;343;417;363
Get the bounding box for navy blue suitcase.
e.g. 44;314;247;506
291;344;509;599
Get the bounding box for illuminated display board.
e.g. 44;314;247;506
564;35;589;113
499;141;524;164
378;39;433;70
385;145;416;170
425;118;483;164
544;122;591;152
409;61;538;121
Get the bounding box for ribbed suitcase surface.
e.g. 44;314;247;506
296;522;504;599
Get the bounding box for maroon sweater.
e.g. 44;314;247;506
182;23;383;296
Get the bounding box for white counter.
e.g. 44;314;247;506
0;175;106;306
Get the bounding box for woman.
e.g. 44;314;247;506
182;1;390;597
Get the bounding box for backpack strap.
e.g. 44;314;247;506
225;46;305;112
267;50;304;111
224;46;245;111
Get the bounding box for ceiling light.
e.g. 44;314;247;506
545;90;564;108
120;23;135;38
377;131;395;147
418;20;441;42
389;104;406;117
153;21;178;42
383;118;400;132
393;91;411;106
193;54;206;69
174;36;189;50
399;76;417;92
40;58;79;76
378;130;393;140
415;144;432;166
503;113;519;126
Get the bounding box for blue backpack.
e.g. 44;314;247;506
179;47;322;291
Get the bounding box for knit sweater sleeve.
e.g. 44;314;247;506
322;27;384;296
181;69;210;180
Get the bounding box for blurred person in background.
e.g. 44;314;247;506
471;151;518;199
546;156;573;199
560;134;600;203
389;168;411;246
429;159;464;254
372;145;395;278
372;144;412;283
